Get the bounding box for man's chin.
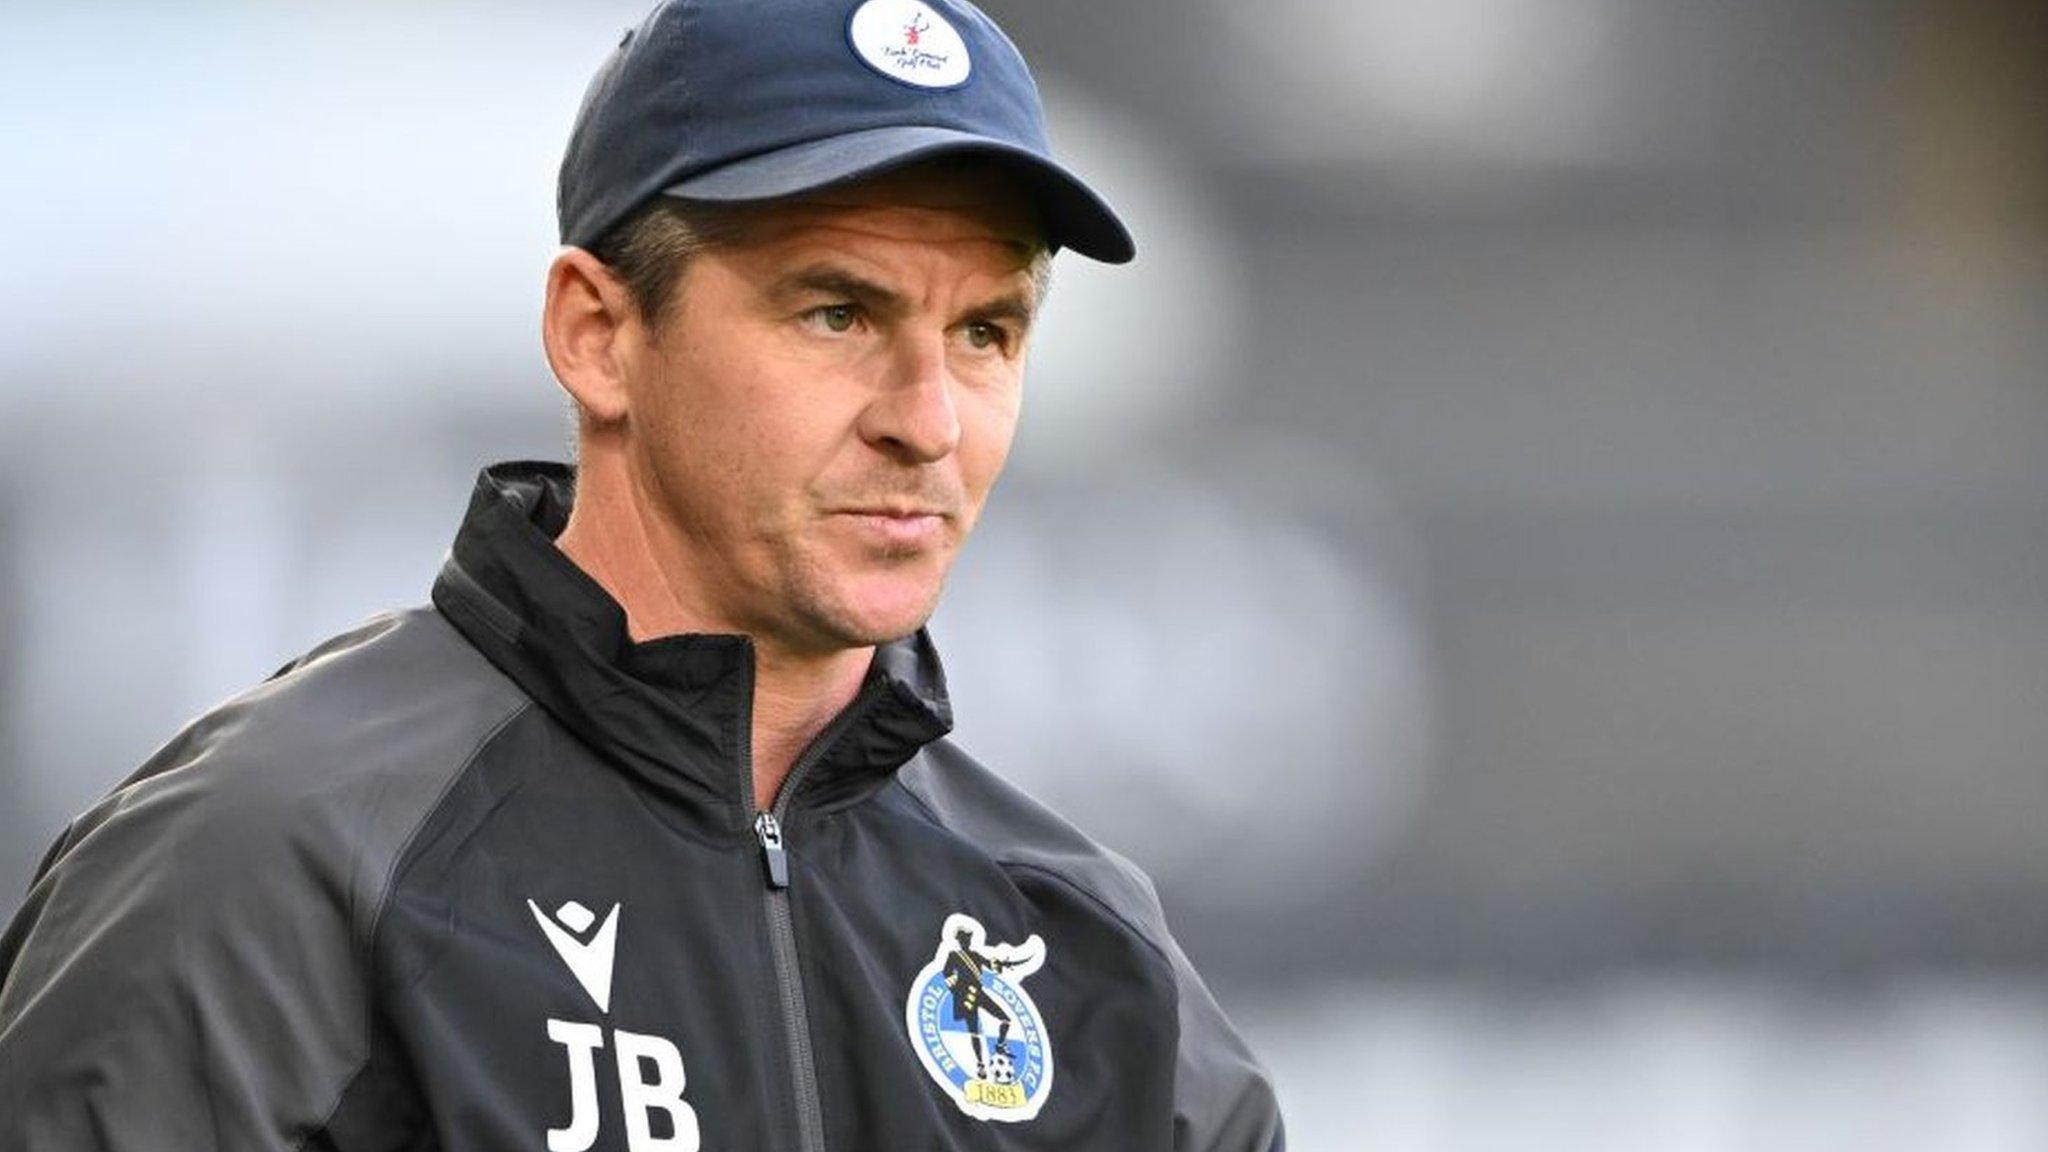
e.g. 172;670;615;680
803;579;943;649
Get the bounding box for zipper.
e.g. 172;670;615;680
742;668;887;1152
754;810;791;888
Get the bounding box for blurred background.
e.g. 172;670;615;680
3;1;2046;1147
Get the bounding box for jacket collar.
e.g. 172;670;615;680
429;461;954;834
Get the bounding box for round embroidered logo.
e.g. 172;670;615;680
847;0;972;89
904;913;1054;1122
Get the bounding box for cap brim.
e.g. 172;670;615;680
661;125;1135;265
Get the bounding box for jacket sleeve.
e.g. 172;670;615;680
1163;919;1287;1152
0;721;383;1151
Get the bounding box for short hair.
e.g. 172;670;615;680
584;197;758;335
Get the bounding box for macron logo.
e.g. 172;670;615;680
529;899;622;1014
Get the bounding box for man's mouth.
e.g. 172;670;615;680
833;507;948;547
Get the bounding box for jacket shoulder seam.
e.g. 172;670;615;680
891;779;1173;970
997;859;1173;970
299;696;535;1151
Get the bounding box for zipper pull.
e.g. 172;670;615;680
754;811;790;889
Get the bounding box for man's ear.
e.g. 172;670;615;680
541;247;640;426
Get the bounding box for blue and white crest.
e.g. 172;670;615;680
904;913;1054;1122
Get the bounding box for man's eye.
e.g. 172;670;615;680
808;304;860;333
963;322;1005;351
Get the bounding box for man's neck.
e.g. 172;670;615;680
553;456;872;812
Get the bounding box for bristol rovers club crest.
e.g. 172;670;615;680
904;913;1055;1122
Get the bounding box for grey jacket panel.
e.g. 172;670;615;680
0;608;531;1151
1161;932;1287;1152
897;740;1285;1152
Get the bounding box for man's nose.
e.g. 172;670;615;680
858;331;961;463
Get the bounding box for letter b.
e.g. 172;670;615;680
616;1027;702;1152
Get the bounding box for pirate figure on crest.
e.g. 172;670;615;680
905;912;1056;1122
943;925;1024;1080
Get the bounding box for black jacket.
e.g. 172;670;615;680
0;461;1283;1152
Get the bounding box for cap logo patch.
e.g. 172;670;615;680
849;0;972;89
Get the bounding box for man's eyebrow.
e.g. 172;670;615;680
766;264;1040;326
963;289;1038;328
767;267;908;316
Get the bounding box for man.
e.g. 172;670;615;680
0;1;1283;1149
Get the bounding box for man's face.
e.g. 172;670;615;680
618;167;1043;656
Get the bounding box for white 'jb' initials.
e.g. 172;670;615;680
533;899;701;1152
545;1021;701;1152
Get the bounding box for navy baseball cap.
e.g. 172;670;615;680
557;0;1135;264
